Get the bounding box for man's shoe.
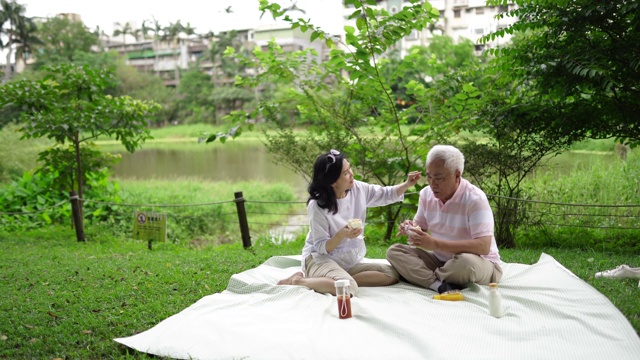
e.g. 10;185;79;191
437;281;465;294
595;265;640;279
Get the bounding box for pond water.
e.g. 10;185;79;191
111;142;617;188
111;142;306;186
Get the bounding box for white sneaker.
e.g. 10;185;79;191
595;265;640;279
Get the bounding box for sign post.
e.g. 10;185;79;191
133;211;167;250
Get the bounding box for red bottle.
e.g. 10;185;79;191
335;279;352;319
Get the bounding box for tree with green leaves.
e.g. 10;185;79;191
142;17;164;76
0;0;39;83
483;0;640;147
209;86;255;125
114;58;176;126
220;0;462;239
0;64;160;241
112;21;135;44
160;20;188;83
446;68;576;248
32;16;100;67
177;68;215;124
206;29;250;84
378;36;480;110
452;0;640;246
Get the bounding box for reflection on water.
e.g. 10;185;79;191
112;142;306;188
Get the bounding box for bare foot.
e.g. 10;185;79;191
277;271;304;285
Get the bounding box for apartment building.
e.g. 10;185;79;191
344;0;516;57
105;35;214;87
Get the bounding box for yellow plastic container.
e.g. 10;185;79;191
433;291;464;301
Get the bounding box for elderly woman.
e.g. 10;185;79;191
277;149;421;296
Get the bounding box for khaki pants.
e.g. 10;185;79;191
305;255;399;296
386;244;502;289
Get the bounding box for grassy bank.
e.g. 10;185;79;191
0;226;638;359
513;149;640;253
96;123;273;152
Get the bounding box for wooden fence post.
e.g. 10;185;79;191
234;191;252;248
69;191;85;242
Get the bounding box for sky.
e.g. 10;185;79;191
18;0;345;35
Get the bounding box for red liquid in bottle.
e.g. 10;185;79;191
337;295;352;319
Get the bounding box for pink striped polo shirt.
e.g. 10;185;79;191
414;178;501;264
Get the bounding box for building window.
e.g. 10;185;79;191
390;6;398;14
475;28;484;35
454;9;461;18
476;8;484;15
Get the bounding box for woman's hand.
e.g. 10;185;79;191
339;225;363;240
406;171;421;186
326;225;363;253
396;171;422;196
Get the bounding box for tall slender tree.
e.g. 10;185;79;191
142;17;164;76
161;20;187;84
112;21;134;45
0;0;39;83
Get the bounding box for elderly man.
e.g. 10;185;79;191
386;145;502;294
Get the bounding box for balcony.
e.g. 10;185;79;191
453;0;468;8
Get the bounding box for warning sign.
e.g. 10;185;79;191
133;211;167;243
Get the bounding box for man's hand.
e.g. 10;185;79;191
407;227;436;250
396;219;416;236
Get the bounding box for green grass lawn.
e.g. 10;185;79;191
1;226;638;359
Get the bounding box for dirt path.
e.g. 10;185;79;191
267;214;309;243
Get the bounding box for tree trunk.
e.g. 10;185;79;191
494;197;517;248
73;134;85;241
4;47;13;84
70;190;85;242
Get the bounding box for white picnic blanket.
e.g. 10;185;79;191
114;253;640;360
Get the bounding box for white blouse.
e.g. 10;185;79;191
301;180;404;271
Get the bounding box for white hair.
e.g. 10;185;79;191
426;145;464;176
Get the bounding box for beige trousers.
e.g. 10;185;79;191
386;243;502;289
305;255;399;296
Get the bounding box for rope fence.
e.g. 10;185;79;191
486;194;640;231
0;199;68;215
2;191;639;247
